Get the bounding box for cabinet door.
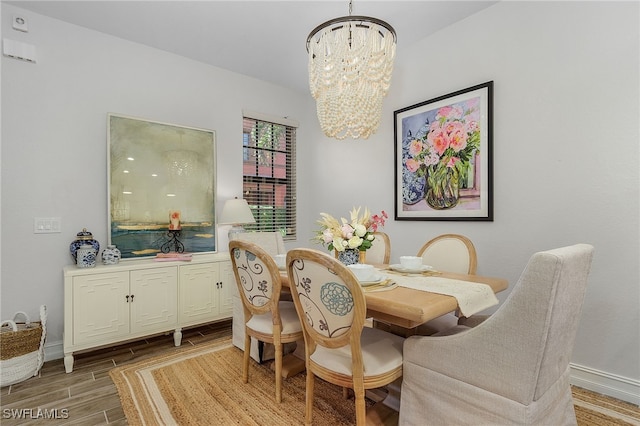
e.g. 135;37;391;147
218;260;235;317
179;263;219;325
73;271;129;346
130;267;178;334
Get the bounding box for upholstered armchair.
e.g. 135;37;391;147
400;244;595;425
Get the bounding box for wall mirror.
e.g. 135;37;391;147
108;113;216;259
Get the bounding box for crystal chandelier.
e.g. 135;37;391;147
306;0;396;140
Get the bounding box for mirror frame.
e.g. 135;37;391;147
108;113;217;259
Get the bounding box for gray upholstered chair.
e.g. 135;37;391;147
399;244;595;425
286;248;405;426
229;240;303;403
365;231;391;265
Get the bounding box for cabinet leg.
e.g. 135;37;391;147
64;353;74;373
174;328;182;346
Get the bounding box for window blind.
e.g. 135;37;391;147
242;116;297;240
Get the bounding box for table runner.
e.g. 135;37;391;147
381;274;499;317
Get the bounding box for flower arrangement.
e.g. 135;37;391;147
314;207;388;252
405;100;481;208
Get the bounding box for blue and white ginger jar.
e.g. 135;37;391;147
70;228;100;262
102;245;121;265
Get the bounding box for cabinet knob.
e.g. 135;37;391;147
130;294;135;302
126;295;130;302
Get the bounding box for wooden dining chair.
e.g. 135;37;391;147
365;232;391;265
417;233;477;274
229;240;303;403
286;248;405;426
231;231;290;363
416;234;478;335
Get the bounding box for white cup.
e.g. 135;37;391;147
399;256;423;270
274;254;287;269
347;264;376;281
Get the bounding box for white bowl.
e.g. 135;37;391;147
399;256;423;270
347;264;376;282
274;254;287;269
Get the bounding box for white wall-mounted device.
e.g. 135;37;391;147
2;38;37;63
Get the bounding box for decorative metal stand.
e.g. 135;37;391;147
161;230;185;254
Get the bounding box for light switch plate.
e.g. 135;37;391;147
34;217;61;234
3;38;37;63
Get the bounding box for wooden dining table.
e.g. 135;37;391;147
280;265;509;330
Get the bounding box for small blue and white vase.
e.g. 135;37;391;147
70;228;100;262
338;248;360;266
77;244;97;268
102;245;121;265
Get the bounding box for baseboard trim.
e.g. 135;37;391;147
43;340;63;362
570;362;640;406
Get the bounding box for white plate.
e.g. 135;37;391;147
388;264;434;274
359;273;385;286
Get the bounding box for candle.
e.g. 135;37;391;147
169;210;181;230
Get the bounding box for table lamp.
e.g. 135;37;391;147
219;197;256;240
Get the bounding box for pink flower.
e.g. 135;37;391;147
447;157;460;168
409;139;423;156
370;211;388;231
436;105;463;121
428;128;450;156
447;121;468;152
465;120;479;133
341;224;354;239
405;158;421;173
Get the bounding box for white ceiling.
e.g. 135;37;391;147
8;1;497;94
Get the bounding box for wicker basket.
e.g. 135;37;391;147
0;305;47;386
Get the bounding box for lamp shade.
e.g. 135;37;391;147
219;198;256;226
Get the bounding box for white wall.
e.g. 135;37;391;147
2;1;638;404
302;1;640;403
0;3;314;354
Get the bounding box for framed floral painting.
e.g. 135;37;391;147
394;81;493;221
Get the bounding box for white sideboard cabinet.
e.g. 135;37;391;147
63;252;234;373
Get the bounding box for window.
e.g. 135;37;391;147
242;115;297;240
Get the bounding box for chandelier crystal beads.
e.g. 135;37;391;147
307;9;396;140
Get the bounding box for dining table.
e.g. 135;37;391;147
280;265;508;330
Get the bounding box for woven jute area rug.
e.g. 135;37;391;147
109;338;373;425
110;337;639;425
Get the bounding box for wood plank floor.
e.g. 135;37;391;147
0;320;234;425
2;319;637;426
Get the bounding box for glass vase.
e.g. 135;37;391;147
426;166;460;210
